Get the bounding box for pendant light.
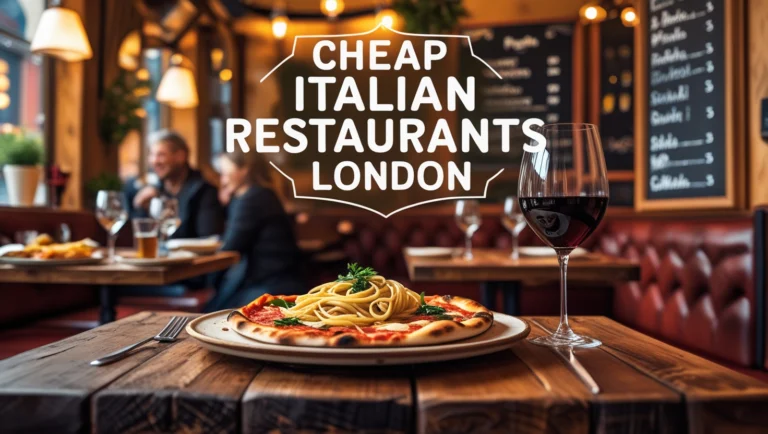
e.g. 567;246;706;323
271;1;289;40
321;0;345;19
30;0;92;62
156;55;199;109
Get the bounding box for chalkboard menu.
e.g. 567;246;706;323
600;18;635;172
459;23;575;168
644;0;726;200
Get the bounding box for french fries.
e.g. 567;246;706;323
4;235;97;260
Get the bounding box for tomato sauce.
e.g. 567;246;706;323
242;296;474;339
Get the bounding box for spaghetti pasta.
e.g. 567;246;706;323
280;275;422;327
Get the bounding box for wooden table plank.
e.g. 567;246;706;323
525;319;685;433
0;312;186;433
241;366;413;433
536;316;768;432
405;249;640;283
415;348;587;434
92;338;261;434
0;251;239;285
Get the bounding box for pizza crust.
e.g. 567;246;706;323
227;295;494;348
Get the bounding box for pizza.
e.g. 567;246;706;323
227;264;494;347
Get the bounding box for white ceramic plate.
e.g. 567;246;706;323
167;238;222;255
405;247;456;258
186;310;530;366
520;246;589;257
0;247;105;267
116;250;196;266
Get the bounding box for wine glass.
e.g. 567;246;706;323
518;123;609;348
455;199;481;260
502;196;526;260
149;196;180;256
95;190;128;263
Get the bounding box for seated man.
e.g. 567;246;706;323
121;130;225;298
127;130;224;239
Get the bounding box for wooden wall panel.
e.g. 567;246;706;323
748;0;768;208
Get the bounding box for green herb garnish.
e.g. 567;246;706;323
266;299;296;309
336;263;377;294
274;317;301;326
415;292;447;316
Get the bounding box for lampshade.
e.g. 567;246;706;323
30;7;92;62
156;65;199;109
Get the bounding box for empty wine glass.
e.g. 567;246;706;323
149;196;180;256
455;199;481;260
518;123;609;348
502;196;527;260
95;191;128;263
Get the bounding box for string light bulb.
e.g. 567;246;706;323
376;8;397;28
579;3;607;23
621;7;638;27
272;14;289;39
321;0;345;18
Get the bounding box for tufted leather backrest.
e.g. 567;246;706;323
300;209;760;368
589;216;755;367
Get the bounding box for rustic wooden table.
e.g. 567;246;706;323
0;251;239;322
0;311;765;433
405;249;640;314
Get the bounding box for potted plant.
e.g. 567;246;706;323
0;132;44;206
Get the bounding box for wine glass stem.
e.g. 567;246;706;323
465;234;472;257
511;233;519;260
556;253;572;336
108;233;116;263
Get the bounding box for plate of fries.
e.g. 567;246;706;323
0;234;104;266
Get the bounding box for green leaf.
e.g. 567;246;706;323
274;317;301;326
415;304;447;316
336;263;377;294
416;292;447;315
266;298;296;309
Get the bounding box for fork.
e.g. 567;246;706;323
90;316;189;366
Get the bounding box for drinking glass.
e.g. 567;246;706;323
502;196;527;260
132;218;159;259
455;199;481;260
149;196;180;255
95;190;128;263
518;123;609;348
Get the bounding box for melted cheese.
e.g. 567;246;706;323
375;323;410;332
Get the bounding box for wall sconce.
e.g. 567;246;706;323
579;3;607;23
621;7;638;27
30;0;92;62
321;0;345;18
156;55;199;109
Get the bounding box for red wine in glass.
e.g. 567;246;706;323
518;123;609;349
518;196;608;251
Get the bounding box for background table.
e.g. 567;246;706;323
0;311;766;433
0;251;239;323
405;249;641;314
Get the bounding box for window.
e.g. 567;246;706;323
0;0;46;205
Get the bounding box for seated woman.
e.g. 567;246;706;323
205;151;303;311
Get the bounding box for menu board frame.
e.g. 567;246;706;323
589;21;635;208
457;18;585;176
634;0;745;211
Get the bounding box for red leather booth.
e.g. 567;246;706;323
297;207;766;374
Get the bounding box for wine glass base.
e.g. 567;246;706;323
528;333;602;349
